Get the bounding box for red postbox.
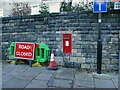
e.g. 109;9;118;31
63;34;72;54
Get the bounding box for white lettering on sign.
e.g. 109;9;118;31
99;3;101;11
114;2;120;10
19;45;31;50
66;41;69;46
16;51;32;57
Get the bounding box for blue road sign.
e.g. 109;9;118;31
93;0;107;13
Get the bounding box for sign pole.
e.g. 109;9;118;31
93;0;107;74
118;37;120;88
97;12;102;74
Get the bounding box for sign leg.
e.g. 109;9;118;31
118;38;120;89
15;59;18;65
97;40;102;74
97;13;102;74
29;60;32;67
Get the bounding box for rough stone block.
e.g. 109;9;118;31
106;65;115;71
81;64;90;69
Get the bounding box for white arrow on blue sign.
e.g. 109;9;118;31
93;0;107;13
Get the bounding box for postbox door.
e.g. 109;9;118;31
63;34;72;54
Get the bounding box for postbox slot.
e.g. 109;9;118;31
63;37;69;39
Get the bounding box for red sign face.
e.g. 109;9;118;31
14;42;35;60
63;34;72;54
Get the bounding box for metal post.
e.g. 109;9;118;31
118;38;120;88
118;51;120;90
15;59;18;65
29;60;32;67
97;13;102;74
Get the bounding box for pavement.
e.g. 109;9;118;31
2;62;118;89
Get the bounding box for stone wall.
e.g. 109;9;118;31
2;11;120;71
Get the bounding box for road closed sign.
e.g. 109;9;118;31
14;42;35;60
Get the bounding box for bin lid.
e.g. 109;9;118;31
10;42;15;46
40;43;50;50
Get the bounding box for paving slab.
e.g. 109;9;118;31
2;64;17;75
15;67;42;80
2;73;14;84
53;78;72;88
35;73;53;81
93;73;111;80
94;79;116;88
42;69;58;74
3;65;29;78
111;78;118;88
48;86;56;89
2;63;15;69
55;68;76;80
46;88;74;90
25;80;48;88
73;79;94;88
114;82;118;88
2;65;29;84
22;67;42;74
75;72;93;81
110;74;118;83
2;64;30;75
2;78;31;88
94;89;118;90
16;74;38;81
